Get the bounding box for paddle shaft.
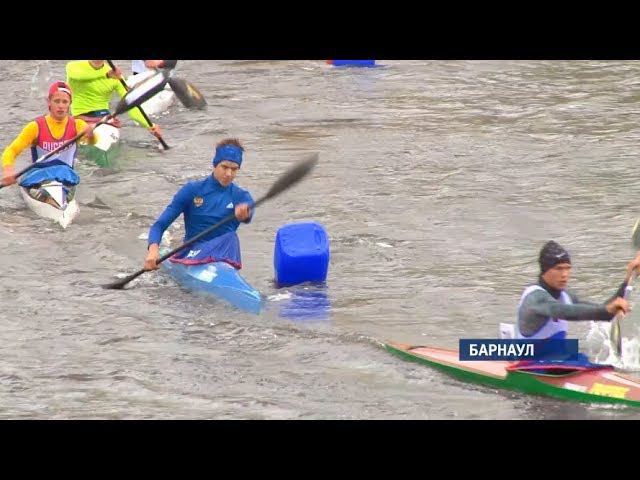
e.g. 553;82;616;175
0;114;113;190
611;219;640;358
611;272;637;357
106;60;170;150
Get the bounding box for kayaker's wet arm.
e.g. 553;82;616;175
520;289;613;335
234;203;251;222
145;185;193;270
1;122;37;186
234;188;255;223
147;184;193;245
1;122;38;169
74;119;98;146
144;243;160;271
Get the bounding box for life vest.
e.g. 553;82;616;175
516;285;570;339
30;116;77;167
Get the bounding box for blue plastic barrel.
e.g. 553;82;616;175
274;222;330;287
329;60;376;67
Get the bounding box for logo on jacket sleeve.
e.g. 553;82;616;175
194;196;204;207
226;202;234;209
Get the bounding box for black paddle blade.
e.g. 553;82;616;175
102;268;147;290
113;71;169;115
162;60;178;70
168;76;206;110
260;153;319;205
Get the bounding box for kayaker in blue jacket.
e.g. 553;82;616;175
143;138;254;271
516;240;639;340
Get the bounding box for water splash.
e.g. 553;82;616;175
585;321;640;370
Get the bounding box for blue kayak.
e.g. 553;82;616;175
161;253;262;314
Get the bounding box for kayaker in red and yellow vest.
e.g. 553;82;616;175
1;81;97;186
66;60;162;139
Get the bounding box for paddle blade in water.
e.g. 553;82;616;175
113;71;169;115
168;76;207;110
611;318;622;358
632;219;640;250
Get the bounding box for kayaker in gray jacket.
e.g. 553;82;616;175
516;240;639;339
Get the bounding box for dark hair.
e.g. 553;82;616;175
216;138;244;152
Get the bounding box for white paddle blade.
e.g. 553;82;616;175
115;71;169;115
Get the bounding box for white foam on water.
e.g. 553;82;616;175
138;230;172;247
585;321;640;370
267;292;292;302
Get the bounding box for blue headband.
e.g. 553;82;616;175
213;144;243;167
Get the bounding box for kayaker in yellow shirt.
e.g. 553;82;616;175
1;81;97;186
66;60;163;137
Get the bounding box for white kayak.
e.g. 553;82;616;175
20;181;79;229
126;70;174;116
